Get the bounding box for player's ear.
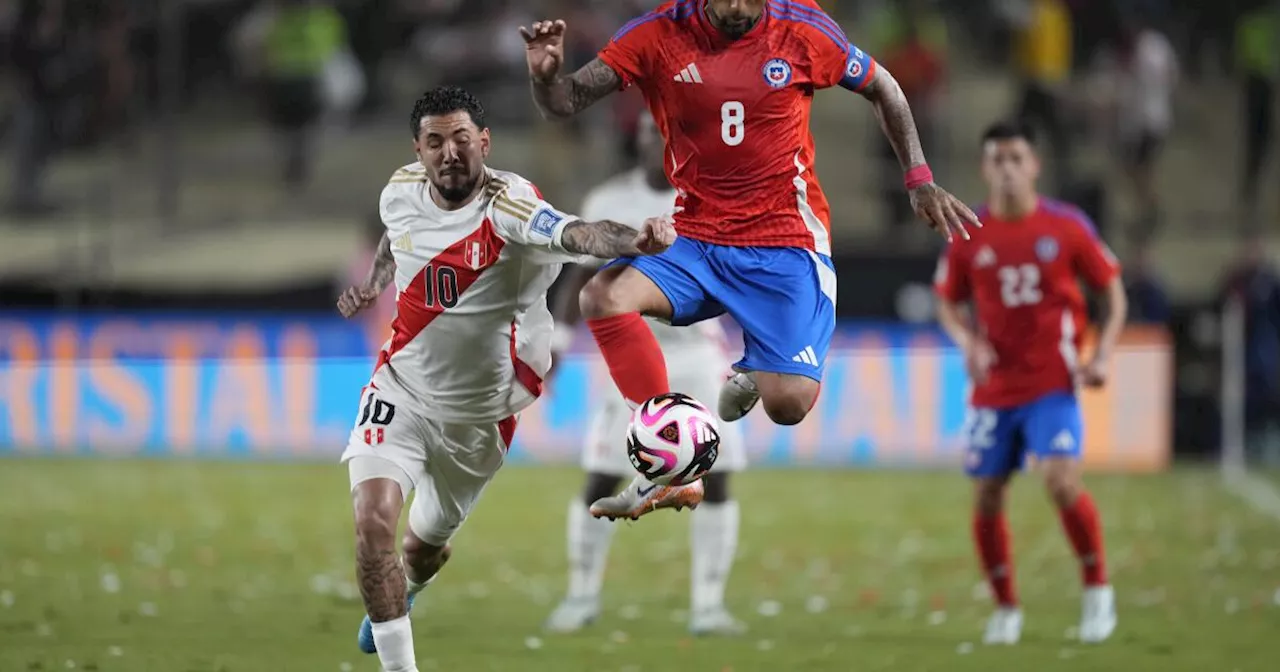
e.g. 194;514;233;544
479;128;491;159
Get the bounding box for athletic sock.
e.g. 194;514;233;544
973;512;1018;607
566;498;616;601
371;614;418;672
691;500;740;613
1058;491;1108;586
586;314;669;407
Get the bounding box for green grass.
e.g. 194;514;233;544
1;461;1278;671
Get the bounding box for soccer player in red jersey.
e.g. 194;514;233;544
520;1;980;518
934;120;1128;645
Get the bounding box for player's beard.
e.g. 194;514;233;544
706;6;758;38
434;169;480;205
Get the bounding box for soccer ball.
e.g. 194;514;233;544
626;392;721;486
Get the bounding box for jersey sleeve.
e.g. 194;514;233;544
598;7;666;89
837;42;878;92
489;180;584;265
785;1;877;91
1067;211;1121;290
933;243;971;302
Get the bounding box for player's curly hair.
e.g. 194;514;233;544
410;86;487;137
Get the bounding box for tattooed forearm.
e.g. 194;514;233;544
560;220;641;258
356;545;407;622
531;58;620;119
364;233;396;294
861;67;928;172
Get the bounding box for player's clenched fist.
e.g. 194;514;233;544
910;182;983;243
635;214;677;255
337;286;380;318
520;20;567;83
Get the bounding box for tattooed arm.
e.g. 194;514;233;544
337;233;395;318
858;67;927;172
856;65;981;241
559;220;649;258
530;58;621;120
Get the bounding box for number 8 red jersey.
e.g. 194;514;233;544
933;199;1121;409
597;0;876;255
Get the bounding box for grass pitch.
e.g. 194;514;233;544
1;460;1278;671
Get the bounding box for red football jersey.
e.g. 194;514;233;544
934;199;1120;409
597;0;877;254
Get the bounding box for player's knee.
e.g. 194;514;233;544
701;472;731;503
1042;464;1083;508
579;271;632;320
353;501;400;550
973;478;1007;516
761;394;811;426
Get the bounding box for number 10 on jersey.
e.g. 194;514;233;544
720;101;744;146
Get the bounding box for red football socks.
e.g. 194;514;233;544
973;512;1018;607
1058;491;1108;586
586;313;669;407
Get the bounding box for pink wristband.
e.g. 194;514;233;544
904;164;933;190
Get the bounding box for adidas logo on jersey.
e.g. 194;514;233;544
792;346;819;366
673;63;703;84
392;233;413;252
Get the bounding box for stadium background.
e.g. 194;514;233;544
1;1;1278;670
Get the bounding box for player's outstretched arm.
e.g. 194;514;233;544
337;232;394;318
560;215;675;258
858;67;981;242
530;57;620;120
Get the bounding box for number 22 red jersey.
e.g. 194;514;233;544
597;0;877;255
933;198;1121;409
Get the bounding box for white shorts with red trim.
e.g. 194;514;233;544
582;344;747;477
342;385;517;546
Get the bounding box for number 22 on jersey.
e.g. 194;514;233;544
998;264;1042;307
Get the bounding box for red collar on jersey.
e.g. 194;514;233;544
695;0;769;48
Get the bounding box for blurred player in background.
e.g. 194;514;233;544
335;86;679;672
544;111;747;637
934;120;1128;645
520;0;980;518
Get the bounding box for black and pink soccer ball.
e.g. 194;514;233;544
626;392;721;486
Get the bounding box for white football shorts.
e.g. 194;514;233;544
341;385;517;546
582;344;747;477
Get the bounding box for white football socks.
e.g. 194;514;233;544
371;614;417;672
690;500;740;613
566;498;616;601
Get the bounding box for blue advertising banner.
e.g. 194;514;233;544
0;313;1171;470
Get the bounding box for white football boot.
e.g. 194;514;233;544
1078;585;1117;643
717;372;759;422
689;607;747;636
589;476;704;521
982;607;1023;645
543;597;601;633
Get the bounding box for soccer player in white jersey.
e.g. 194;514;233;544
544;112;747;636
334;86;699;672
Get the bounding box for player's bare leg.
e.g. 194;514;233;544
579;265;704;520
688;471;745;636
579;265;674;407
972;475;1022;645
720;370;819;425
546;473;622;632
351;476;419;671
1041;457;1115;643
